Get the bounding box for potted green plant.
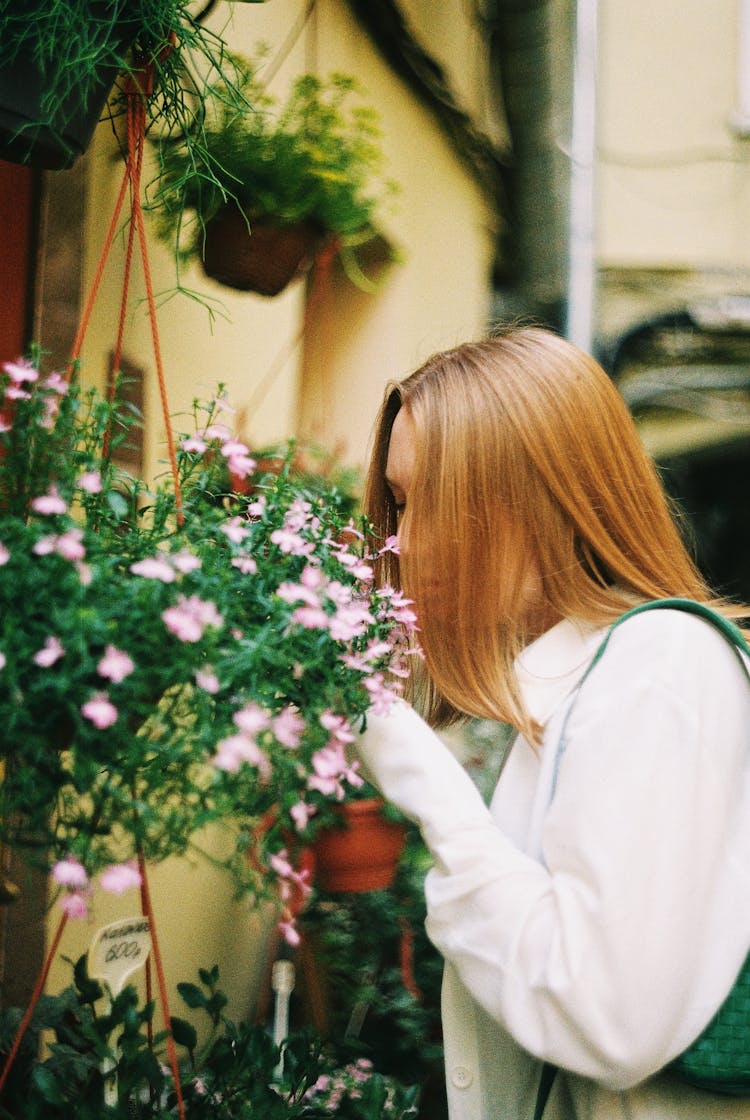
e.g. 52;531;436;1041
0;356;419;944
0;957;421;1117
0;0;263;170
152;51;398;295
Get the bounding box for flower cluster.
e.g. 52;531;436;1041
304;1057;419;1118
0;360;419;939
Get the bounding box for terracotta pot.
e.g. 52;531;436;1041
313;798;407;894
202;209;324;296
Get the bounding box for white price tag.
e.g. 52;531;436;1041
89;916;152;996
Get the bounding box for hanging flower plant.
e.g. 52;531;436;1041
0;357;418;942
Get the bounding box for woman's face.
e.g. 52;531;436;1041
384;405;552;637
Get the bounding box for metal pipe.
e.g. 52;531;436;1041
565;0;599;350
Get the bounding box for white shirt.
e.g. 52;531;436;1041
356;607;750;1119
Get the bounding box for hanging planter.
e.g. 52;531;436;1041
202;208;324;296
154;53;399;295
313;798;407;894
0;17;132;169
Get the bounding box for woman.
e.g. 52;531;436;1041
356;327;750;1119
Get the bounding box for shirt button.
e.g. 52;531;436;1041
450;1065;473;1089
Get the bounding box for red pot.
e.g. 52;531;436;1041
313;798;407;894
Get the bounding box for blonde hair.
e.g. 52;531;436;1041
364;326;744;744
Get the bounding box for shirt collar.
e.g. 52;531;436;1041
515;616;608;726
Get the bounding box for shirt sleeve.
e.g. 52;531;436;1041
354;612;750;1089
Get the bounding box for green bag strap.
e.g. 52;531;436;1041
551;598;750;797
534;598;749;1119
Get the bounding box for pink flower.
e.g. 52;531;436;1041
130;555;175;582
0;653;5;671
77;471;102;494
97;645;135;683
290;800;316;831
171;551;201;574
276;581;320;607
30;488;68;516
43;371;68;396
226;453;256;480
52;856;89;890
81;692;118;729
232;703;269;735
212;734;271;779
2;358;38;384
220;439;250;460
246;498;266;518
270;527;311;556
54;529;86;561
363;674;401;716
272;707;305;749
231;556;257;574
60;891;89;920
195;667;220;693
33;636;65;667
291;606;329;630
100;861;142;894
329;603;375;642
219;517;250;544
181;436;207;454
0;542;9;565
279;918;301;947
379;535;401;556
162;595;223;642
32;536;56;556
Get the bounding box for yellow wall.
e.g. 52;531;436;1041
44;0;497;1025
598;0;750;269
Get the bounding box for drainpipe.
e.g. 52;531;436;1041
564;0;599;351
731;0;750;136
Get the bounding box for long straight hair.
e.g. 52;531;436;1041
364;327;745;743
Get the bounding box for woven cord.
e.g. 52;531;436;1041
0;911;69;1096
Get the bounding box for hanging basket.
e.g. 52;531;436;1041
202;208;325;296
313;798;407;894
0;16;134;170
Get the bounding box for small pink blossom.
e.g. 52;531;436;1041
219;517;250;544
30;488;67;516
60;891;89;920
246;498;266;518
220;439;250;460
277;581;320;608
232;703;269;735
32;536;56;556
162;595;223;642
54;529;86;561
33;635;65;667
3;385;31;402
270;527;311;556
226;453;256;480
379;535;401;556
195;667;220;693
213;734;271;779
130;555;175;582
279;918;301;947
231;556;257;574
81;692;118;729
100;861;142;894
272;707;305;749
329;603;375;642
97;645;135;683
0;653;5;671
52;856;89;890
181;436;207;454
291;606;329;630
77;471;102;493
290;800;317;831
2;358;38;384
0;542;9;565
171;550;201;574
43;371;68;395
201;423;232;442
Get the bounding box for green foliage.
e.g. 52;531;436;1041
0;361;417;926
0;1;255;170
152;50;397;266
0;959;420;1118
304;831;444;1089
